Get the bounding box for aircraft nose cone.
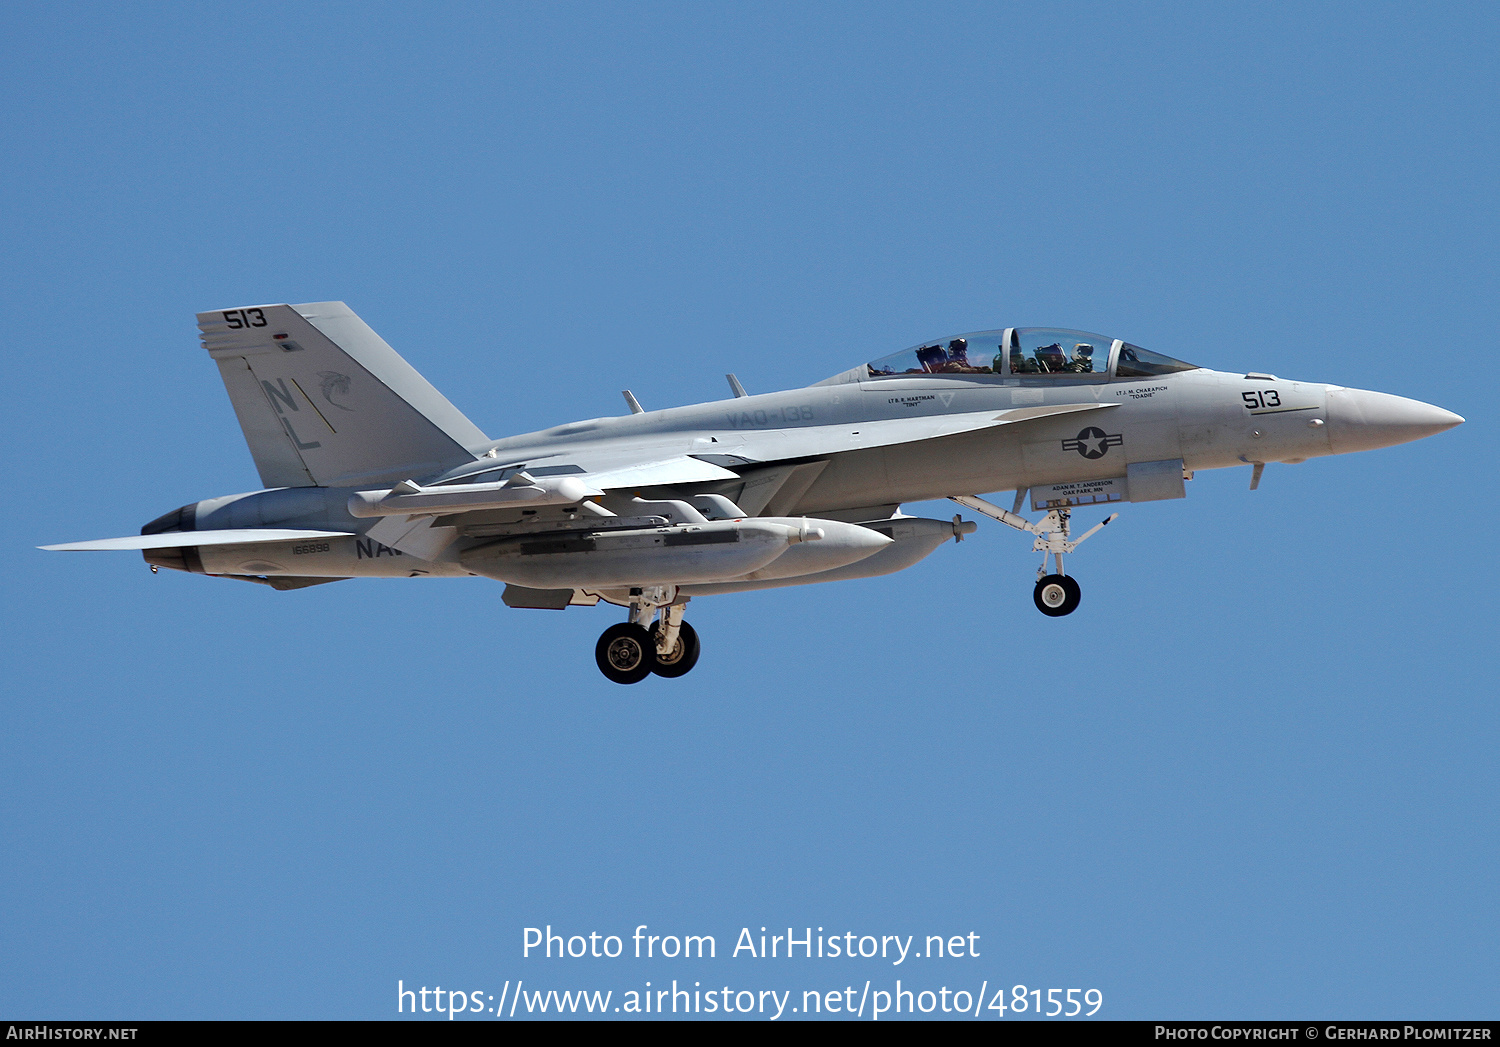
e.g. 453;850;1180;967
1325;387;1464;455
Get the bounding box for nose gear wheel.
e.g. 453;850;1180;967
1034;574;1081;616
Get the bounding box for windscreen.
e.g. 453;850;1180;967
1114;343;1199;377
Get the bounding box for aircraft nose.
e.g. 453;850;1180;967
1325;387;1464;455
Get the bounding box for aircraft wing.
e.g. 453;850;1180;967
573;456;743;489
448;401;1119;500
495;401;1119;489
40;529;354;551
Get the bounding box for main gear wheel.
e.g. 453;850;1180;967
595;622;655;684
650;620;701;678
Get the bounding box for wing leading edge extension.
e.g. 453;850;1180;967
472;401;1121;492
719;401;1118;463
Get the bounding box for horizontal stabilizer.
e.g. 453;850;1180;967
40;529;354;552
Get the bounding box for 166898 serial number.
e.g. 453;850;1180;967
292;542;330;555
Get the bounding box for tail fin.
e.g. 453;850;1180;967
198;302;490;488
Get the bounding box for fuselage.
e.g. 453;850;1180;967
133;326;1463;585
467;366;1456;515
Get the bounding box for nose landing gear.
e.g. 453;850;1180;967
594;587;702;683
950;494;1116;619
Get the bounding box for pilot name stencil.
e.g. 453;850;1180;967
1116;384;1167;400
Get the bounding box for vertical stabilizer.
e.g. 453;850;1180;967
198;302;489;488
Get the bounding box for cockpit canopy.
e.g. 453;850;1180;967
865;328;1199;379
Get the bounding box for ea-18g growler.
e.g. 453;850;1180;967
44;303;1463;683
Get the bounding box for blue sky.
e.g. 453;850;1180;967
2;1;1494;1020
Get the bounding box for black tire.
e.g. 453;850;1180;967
1033;574;1081;617
595;623;655;684
650;620;701;678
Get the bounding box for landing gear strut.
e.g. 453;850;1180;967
950;494;1117;619
594;586;701;683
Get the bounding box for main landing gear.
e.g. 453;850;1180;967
950;495;1117;619
594;586;701;684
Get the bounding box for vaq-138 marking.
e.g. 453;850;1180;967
43;304;1463;683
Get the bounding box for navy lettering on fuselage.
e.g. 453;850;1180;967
356;539;403;559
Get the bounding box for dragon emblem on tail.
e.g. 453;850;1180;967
317;371;354;411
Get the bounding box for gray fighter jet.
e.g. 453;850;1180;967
43;303;1462;683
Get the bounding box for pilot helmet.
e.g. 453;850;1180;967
1073;343;1094;359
